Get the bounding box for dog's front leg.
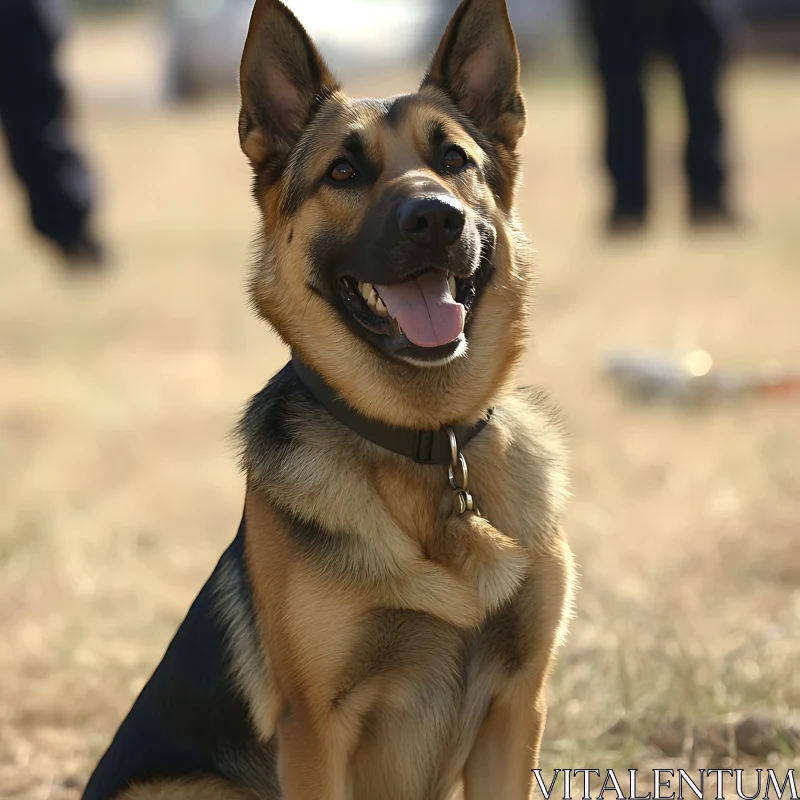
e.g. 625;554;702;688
461;682;547;800
277;706;351;800
463;537;574;799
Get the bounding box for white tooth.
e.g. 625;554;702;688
361;282;373;302
375;297;388;317
368;288;379;310
448;276;457;298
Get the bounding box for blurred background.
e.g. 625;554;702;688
1;1;799;797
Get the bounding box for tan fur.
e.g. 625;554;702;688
464;533;575;795
245;489;377;799
233;387;575;798
116;1;576;798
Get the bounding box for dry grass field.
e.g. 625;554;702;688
1;16;799;800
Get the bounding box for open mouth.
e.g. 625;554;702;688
338;265;485;357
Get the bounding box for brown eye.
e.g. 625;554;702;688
443;148;467;171
330;160;356;181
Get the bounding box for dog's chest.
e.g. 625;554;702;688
343;608;503;800
241;388;567;797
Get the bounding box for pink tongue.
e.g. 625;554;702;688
376;271;465;348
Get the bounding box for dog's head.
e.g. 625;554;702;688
240;0;533;428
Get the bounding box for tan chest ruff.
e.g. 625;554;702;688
239;390;563;733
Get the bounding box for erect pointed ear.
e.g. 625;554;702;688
239;0;339;166
422;0;526;148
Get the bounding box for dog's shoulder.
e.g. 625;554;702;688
470;387;569;549
490;385;567;471
237;363;376;522
236;362;306;477
509;384;567;458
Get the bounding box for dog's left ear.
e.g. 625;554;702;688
239;0;339;166
423;0;526;149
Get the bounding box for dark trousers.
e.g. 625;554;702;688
584;0;727;217
0;0;94;250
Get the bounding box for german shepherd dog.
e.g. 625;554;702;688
81;1;575;798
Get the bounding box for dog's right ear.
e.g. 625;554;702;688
423;0;525;149
239;0;339;167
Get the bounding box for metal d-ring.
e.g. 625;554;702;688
446;426;459;466
444;426;480;517
448;453;469;493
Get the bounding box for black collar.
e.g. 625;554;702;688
291;353;492;466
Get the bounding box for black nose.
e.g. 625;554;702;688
397;196;465;250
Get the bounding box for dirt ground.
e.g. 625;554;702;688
1;16;798;800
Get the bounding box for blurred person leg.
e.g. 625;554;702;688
583;0;649;233
664;0;732;225
0;0;105;269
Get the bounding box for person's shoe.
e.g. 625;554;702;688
690;198;738;229
59;231;107;272
606;207;646;237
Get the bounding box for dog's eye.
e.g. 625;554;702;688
442;148;467;172
330;160;356;182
